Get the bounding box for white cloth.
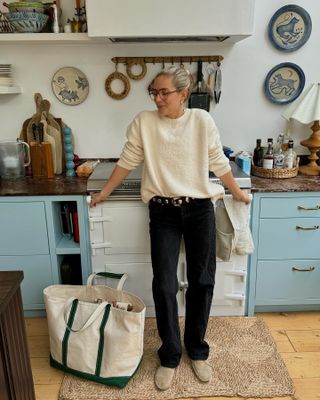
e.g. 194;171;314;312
117;109;231;203
215;195;254;261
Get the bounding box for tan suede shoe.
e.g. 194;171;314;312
191;360;212;382
154;366;175;390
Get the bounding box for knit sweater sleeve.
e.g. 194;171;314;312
117;115;145;170
208;116;231;177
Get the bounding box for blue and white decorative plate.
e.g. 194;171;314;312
268;5;312;52
51;67;89;106
264;62;305;105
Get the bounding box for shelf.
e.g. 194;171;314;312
0;33;101;44
56;235;80;255
0;86;22;94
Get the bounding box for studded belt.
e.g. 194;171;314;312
151;196;209;207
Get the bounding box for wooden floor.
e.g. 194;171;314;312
25;312;320;400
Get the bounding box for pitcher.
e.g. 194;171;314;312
0;140;31;179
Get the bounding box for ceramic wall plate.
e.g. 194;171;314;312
51;67;89;106
264;62;305;105
268;4;312;52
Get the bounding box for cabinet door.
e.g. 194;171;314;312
0;202;49;255
0;255;52;310
89;201;150;255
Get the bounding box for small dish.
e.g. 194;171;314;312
51;67;89;106
268;4;312;52
264;62;305;105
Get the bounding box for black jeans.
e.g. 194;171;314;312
149;198;216;368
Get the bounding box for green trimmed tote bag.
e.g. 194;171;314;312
43;272;146;388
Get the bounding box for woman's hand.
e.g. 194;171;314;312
233;190;251;204
90;192;108;208
219;171;251;205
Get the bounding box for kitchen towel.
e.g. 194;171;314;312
215;195;254;261
58;316;294;399
223;194;254;256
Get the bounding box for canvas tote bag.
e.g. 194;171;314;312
43;272;146;388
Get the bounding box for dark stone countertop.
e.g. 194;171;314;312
251;174;320;193
1;172;320;197
0;175;88;196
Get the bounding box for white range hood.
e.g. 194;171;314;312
86;0;255;43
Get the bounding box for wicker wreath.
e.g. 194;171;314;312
126;60;147;80
105;71;130;100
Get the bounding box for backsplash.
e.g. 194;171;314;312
0;0;319;158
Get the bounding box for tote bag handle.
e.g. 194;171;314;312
87;272;128;291
64;298;110;333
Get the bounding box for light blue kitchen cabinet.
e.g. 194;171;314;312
0;196;91;316
247;192;320;315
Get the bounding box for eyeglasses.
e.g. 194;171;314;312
148;89;178;101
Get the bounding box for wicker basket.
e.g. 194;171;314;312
252;158;299;179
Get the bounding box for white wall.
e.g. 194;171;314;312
0;0;319;158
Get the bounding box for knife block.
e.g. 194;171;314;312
30;141;54;178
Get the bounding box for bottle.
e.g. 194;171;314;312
273;134;285;169
263;138;274;169
253;139;263;167
283;139;297;169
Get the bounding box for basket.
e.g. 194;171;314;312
251;158;299;179
0;12;15;33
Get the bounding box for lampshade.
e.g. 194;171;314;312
282;83;320;176
282;83;320;124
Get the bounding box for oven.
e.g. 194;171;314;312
87;161;251;316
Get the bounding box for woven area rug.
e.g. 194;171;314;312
59;317;294;400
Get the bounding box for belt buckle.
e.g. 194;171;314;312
172;198;183;207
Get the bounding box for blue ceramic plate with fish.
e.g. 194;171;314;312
51;67;89;106
268;5;312;52
264;62;305;105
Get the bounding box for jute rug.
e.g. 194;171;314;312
59;317;295;400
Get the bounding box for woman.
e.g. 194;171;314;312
90;66;250;391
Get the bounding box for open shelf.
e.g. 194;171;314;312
0;86;22;94
56;235;80;255
0;32;100;44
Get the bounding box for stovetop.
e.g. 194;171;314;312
87;161;251;196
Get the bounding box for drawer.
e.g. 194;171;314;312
258;218;320;259
260;196;320;218
255;260;320;306
0;202;49;255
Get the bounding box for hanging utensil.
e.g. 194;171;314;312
188;61;210;111
214;62;222;104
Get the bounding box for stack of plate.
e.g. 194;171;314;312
0;64;14;87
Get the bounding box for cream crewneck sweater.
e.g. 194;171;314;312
117;108;231;203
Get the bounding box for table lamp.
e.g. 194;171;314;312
283;83;320;176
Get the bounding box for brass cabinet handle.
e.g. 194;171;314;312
297;205;320;210
296;225;319;230
292;266;315;272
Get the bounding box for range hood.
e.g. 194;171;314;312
86;0;255;43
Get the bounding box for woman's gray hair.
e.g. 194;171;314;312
149;66;193;98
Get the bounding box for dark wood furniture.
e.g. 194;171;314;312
0;271;35;400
